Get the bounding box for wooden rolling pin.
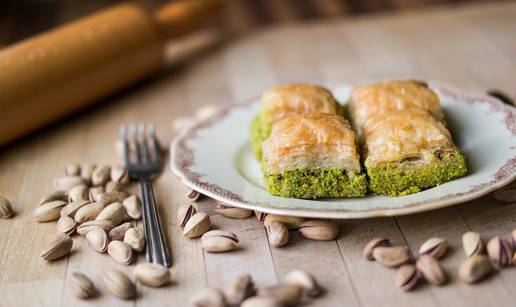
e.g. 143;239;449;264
0;0;223;146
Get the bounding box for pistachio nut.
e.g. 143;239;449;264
267;221;289;247
98;191;128;205
215;204;252;219
68;184;89;202
57;216;77;235
110;165;129;185
102;270;136;299
76;219;115;236
372;246;412;268
123;195;141;219
462;231;484;257
458;254;494;283
61;200;90;218
285;270;322;297
107;241;134;265
39;190;68;205
183;212;211;238
493;186;516;203
134;263;170;287
34;200;66;222
264;214;305;230
177;203;196;227
186;188;201;202
80;164;97;184
190;288;226;307
225;274;256;305
53;176;86;191
105;181;123;193
254;211;268;222
298;220;339;241
41;234;73;261
419;237;448;259
124;227;145;253
487;236;513;267
395;264;420;291
416;255;447;285
257;284;303;306
74;202;105;223
201;230;239;253
241;297;282;307
109;222;134;241
89;186;104;202
69;271;95;299
0;196;13;218
363;238;391;261
86;228;109;253
91;165;110;186
65;163;81;176
95;202;126;225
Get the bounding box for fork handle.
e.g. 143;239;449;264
140;179;172;267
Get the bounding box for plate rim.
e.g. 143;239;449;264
170;82;516;219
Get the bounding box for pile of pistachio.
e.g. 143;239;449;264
191;270;323;307
34;163;171;300
179;189;339;252
363;229;516;291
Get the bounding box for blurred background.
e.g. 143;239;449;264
0;0;509;46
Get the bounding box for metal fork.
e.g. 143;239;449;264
119;123;171;267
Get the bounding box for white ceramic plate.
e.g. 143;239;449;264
171;82;516;219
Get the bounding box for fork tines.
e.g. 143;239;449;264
119;123;161;168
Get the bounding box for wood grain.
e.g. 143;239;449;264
0;2;515;306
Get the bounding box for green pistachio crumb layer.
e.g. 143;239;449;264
264;167;368;199
366;151;468;196
250;115;263;160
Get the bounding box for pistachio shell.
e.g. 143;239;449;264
123;195;141;219
416;255;447;285
267;221;289;247
254;211;268;222
419;237;448;259
74;202;105;223
134;263;170;287
215;204;252;219
105;181;123;193
190;288;226;307
107;241;133;265
462;231;484;257
110;166;129;185
109;222;135;241
225;274;255;305
69;272;95;299
68;184;89;202
493;186;516;203
41;234;73;261
201;230;239;253
53;176;86;191
98;191;128;204
95;202;126;225
91;165;111;186
86;228;109;253
88;186;104;202
65;163;81;176
241;297;282;307
298;220;339;241
34;200;66;222
102;270;136;299
39;190;68;205
80;164;97;184
458;255;494;283
395;264;420;291
372;246;412;268
60;200;90;218
257;284;303;306
57;216;77;235
124;227;145;253
285;270;322;297
363;238;391;261
76;219;115;236
177;203;196;227
183;213;211;238
487;236;513;267
264;214;304;230
0;196;13;218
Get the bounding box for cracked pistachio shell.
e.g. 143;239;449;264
177;203;196;227
74;202;105;223
186;188;201;201
123;195;141;219
0;196;13;218
76;219;115;236
395;264;420;291
372;246;412;268
109;222;134;241
487;236;513;267
298;220;339;241
69;272;95;299
201;230;239;253
102;270;135;299
462;231;484;257
285;270;322;297
107;241;133;265
60;200;90;217
39;190;68;205
110;166;129;185
215;204;252;219
53;176;86;191
458;254;493;283
95;202;126;225
89;186;104;202
183;212;211;238
263;214;304;230
41;234;73;261
225;274;255;305
68;184;89;202
416;255;447;285
98;191;128;205
419;237;448;259
267;221;289;247
85;228;109;253
57;216;77;235
257;284;303;306
91;165;111;186
105;181;122;193
134;263;170;287
363;238;391;261
80;164;97;184
190;288;226;307
34;200;66;222
124;227;145;253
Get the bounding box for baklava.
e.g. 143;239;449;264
349;80;467;196
262;113;367;199
250;84;341;160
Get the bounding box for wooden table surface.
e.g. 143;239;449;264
1;2;515;306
